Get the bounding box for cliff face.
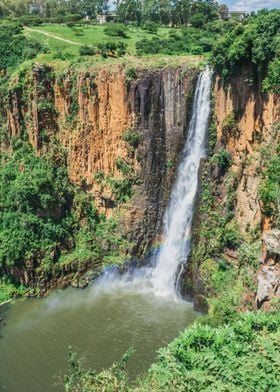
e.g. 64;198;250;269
214;66;279;234
186;66;279;311
256;230;280;309
5;64;197;259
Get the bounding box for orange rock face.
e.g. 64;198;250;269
214;66;280;234
5;64;198;255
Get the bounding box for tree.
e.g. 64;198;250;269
219;4;229;20
116;0;143;24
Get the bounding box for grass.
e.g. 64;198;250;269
25;24;176;55
23;23;203;70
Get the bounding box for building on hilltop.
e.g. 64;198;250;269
96;12;117;24
229;11;246;21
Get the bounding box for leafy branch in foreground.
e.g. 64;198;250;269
64;348;135;392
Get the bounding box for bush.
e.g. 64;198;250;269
259;138;280;223
262;58;280;95
136;27;217;55
79;45;96;56
190;13;207;28
223;219;241;249
222;112;238;137
97;42;126;57
144;312;280;391
211;149;231;170
121;129;141;148
104;23;127;38
144;21;158;34
125;68;137;85
115;158;132;175
52;46;73;60
136;37;161;55
18;15;44;26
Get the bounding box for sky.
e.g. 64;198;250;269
221;0;280;12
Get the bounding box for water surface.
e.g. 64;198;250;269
0;273;198;392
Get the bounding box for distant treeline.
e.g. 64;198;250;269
0;0;228;27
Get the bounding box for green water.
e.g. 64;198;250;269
0;275;198;392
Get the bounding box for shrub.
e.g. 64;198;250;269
189;44;203;55
136;37;161;55
262;58;280;95
125;68;137;85
222;112;238;137
223;219;241;249
121;129;141;149
18;15;44;26
211;149;231;170
104;23;127;38
115;158;132;175
116;42;126;56
144;21;158;34
52;46;73;60
97;42;127;57
79;45;96;56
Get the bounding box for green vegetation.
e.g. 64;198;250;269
104;23;128;38
0;22;44;70
79;45;96;56
0;1;237;68
142;311;280;391
143;21;158;34
0;278;26;303
121;129;141;149
136;27;217;55
1;3;280;391
259;123;280;226
97;41;127;58
211;9;280;93
64;311;280;391
222;112;238;138
211;149;231;170
0;140;130;300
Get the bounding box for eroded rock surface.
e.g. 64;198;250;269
256;230;280;309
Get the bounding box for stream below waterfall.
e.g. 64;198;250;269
0;68;212;392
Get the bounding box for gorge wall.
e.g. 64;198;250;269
2;64;198;291
185;65;280;312
2;62;279;307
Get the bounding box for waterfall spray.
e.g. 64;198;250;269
151;68;212;297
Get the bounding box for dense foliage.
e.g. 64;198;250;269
211;10;280;92
104;23;127;38
0;1;223;27
64;311;280;391
0;141;77;269
136;27;217;55
0;139;130;300
0;22;44;70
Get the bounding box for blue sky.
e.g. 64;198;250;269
221;0;280;12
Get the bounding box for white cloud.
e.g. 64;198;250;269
226;0;280;12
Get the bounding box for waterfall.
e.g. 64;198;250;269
86;69;212;302
151;68;212;297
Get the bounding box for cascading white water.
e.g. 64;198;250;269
151;68;212;297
